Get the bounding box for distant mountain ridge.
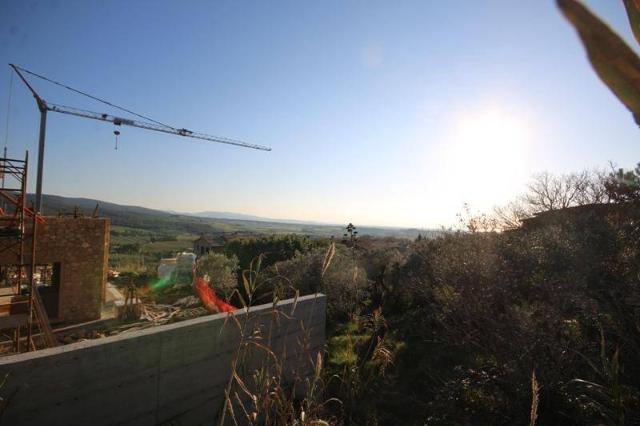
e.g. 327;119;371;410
185;211;267;221
30;194;172;218
185;211;329;226
30;194;440;239
34;194;332;227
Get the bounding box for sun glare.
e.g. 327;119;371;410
445;107;531;209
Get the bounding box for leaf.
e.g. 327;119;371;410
242;271;251;299
530;370;540;426
233;370;254;399
254;254;263;275
315;350;323;379
558;0;640;124
291;289;299;316
321;243;336;278
623;0;640;46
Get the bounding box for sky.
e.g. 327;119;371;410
0;0;638;228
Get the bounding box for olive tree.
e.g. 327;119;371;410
195;253;239;298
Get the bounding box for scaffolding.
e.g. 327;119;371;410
0;152;55;353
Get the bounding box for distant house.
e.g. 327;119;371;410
193;234;226;256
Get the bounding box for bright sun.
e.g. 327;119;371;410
445;107;531;209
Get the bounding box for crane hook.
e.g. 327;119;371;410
113;130;120;150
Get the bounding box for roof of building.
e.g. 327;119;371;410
520;202;639;228
194;234;226;246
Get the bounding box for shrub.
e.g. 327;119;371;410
273;246;369;326
196;253;240;299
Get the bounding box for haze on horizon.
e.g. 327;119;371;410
1;1;638;229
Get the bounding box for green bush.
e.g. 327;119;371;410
272;245;369;325
195;252;239;299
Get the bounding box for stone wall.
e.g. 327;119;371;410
0;294;327;426
0;217;110;323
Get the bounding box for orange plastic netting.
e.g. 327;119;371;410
193;277;236;313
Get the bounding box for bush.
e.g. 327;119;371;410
273;246;369;325
195;252;239;299
224;234;321;270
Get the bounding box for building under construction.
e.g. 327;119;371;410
0;153;109;354
0;64;327;425
0;156;325;425
0;64;268;356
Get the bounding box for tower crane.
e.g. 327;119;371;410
8;64;271;213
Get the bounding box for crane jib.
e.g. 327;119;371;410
8;63;272;213
112;117;135;126
10;64;271;152
46;103;271;151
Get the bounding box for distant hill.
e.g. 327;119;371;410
31;194;441;239
31;194;172;218
186;211;274;222
185;211;328;225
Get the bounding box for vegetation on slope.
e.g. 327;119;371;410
211;162;640;425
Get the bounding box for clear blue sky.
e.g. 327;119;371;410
0;0;638;228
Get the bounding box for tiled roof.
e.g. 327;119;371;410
194;234;226;246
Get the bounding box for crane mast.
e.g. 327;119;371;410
7;63;271;212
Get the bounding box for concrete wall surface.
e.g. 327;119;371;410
0;293;326;426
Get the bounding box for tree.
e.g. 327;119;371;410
489;169;610;230
605;162;640;202
195;253;239;298
273;246;368;324
526;171;591;211
343;223;358;249
523;170;609;213
224;234;317;270
492;200;532;230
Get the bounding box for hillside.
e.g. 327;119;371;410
33;194;440;239
33;194;440;274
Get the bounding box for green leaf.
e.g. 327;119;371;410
242;271;251;299
558;0;640;125
254;253;263;275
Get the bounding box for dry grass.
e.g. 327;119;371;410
530;370;540;426
217;254;339;425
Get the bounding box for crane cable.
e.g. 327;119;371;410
12;64;177;132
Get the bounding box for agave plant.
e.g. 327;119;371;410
558;0;640;126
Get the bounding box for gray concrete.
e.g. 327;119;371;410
0;293;326;426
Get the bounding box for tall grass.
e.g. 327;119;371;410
216;255;339;425
530;370;540;426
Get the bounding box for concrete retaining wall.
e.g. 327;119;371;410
0;294;326;426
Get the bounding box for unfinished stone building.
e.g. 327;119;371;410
193;233;226;256
0;217;110;324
